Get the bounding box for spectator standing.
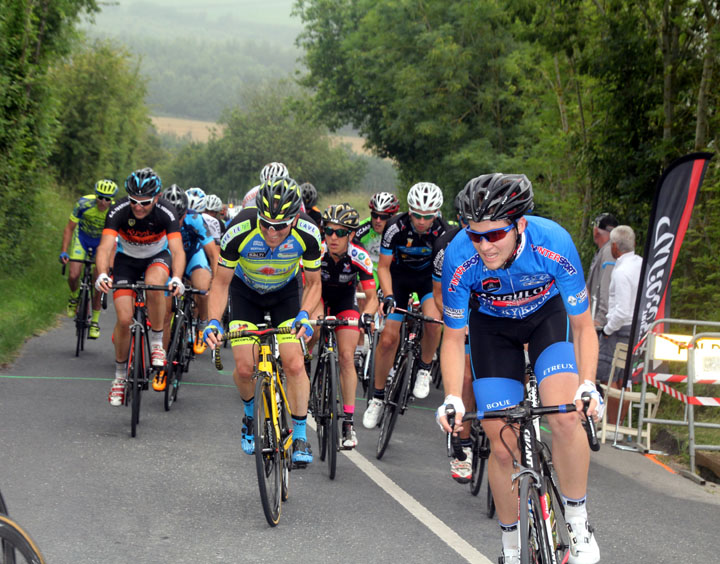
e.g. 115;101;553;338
598;226;643;425
586;212;619;331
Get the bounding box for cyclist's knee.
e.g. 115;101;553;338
281;351;306;378
546;411;580;439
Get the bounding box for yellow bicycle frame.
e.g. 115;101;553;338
257;338;293;454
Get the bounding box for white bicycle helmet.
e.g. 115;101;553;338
369;192;400;214
186;187;207;212
205;194;223;212
407;182;443;212
260;162;289;183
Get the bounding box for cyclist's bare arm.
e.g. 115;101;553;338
360;286;379;317
432;279;443;313
377;253;393;302
203;240;219;280
296;268;322;340
60;219;77;260
94;232;117;290
167;235;186;281
205;265;234;348
439;325;466;432
569;308;600;416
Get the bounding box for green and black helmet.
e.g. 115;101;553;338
256;177;302;221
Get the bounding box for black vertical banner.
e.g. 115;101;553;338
624;152;713;385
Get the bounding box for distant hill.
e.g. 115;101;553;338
82;0;302;120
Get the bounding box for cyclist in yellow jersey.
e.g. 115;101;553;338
204;177;322;465
59;179;119;339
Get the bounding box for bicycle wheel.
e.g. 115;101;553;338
279;382;292;502
130;332;144;438
253;373;282;527
0;514;46;564
311;357;328;462
469;422;487;497
164;316;186;411
325;353;339;480
376;355;407;460
75;283;90;356
486;472;496;519
519;475;552;564
364;330;379;406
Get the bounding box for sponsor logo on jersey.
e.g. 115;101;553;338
542;362;576;377
530;245;577;275
443;306;465;319
343;263;352;273
448;254;482;292
247;251;267;258
128;219;135;227
280;241;294;251
475;280;554;307
481;277;501;292
277;252;297;258
519;273;552;286
258;266;277;276
383;223;400;245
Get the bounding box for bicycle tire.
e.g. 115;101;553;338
0;514;46;564
519;475;553;564
376;355;407;460
130;332;143;438
364;330;379;406
469;423;487;497
486;474;496;519
312;357;328;462
326;352;339;480
164;315;186;411
253;373;282;527
75;282;90;357
279;381;292;502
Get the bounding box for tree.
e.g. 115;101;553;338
49;38;156;191
0;0;99;264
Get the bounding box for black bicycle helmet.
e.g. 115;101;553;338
256;177;302;221
125;167;162;198
299;182;318;208
322;203;360;230
460;173;534;223
162;184;188;216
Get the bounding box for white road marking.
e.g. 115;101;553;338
307;418;492;564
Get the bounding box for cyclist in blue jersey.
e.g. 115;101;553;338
436;173;602;564
363;182;448;429
59;179;118;338
203;177;322;466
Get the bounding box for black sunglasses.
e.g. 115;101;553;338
128;196;153;207
97;196;113;202
324;226;351;238
371;212;391;220
465;224;514;243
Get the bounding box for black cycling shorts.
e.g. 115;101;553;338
389;266;433;310
321;286;358;316
468;295;578;411
113;250;172;298
230;275;300;327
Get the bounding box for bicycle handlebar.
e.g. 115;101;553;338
391;307;443;324
309;317;359;328
212;326;296;371
446;393;600;461
111;283;172;292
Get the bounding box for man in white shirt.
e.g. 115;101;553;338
598;225;643;386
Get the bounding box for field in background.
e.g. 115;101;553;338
151;116;372;156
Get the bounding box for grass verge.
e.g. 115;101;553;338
0;185;71;365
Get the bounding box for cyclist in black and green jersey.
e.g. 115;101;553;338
59;179;119;339
355;192;400;284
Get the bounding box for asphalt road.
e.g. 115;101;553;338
1;308;719;563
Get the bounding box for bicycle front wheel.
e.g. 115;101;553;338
470;423;487;497
376;355;407;460
519;475;552;564
130;331;144;438
253;373;282;526
325;354;339;480
164;316;187;411
0;514;46;564
75;284;90;356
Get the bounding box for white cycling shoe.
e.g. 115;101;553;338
363;398;384;428
567;518;600;564
412;368;432;398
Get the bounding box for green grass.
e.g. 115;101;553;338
0;186;71;365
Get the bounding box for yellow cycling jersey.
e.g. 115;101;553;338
219;207;321;294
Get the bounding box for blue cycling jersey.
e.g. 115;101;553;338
441;216;588;328
182;211;214;257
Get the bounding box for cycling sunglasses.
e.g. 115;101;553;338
258;217;293;231
97;196;113;202
410;210;437;220
128;196;154;207
371;212;391;220
324;226;351;238
465;223;515;243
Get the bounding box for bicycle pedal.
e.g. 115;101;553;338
291;461;308;470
